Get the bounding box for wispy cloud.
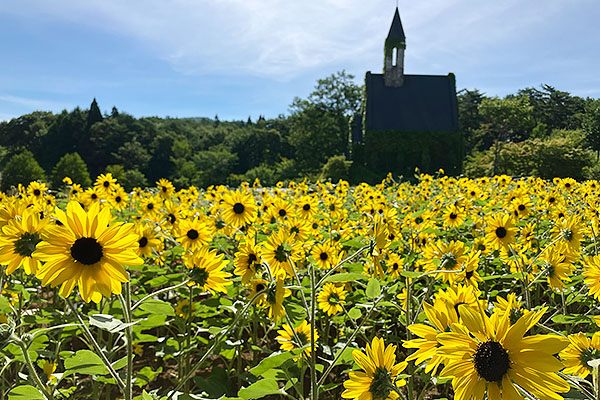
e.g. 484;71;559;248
0;0;578;79
0;94;71;110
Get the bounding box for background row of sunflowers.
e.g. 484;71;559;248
0;172;599;400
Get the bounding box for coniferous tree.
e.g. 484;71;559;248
87;98;103;130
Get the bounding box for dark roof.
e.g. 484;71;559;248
387;8;405;40
365;72;458;132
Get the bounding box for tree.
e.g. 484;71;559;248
1;150;45;191
457;89;486;154
51;152;92;188
87;98;103;130
290;70;362;117
583;98;600;160
477;96;534;174
289;104;347;172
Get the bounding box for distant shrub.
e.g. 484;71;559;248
464;129;593;180
51;152;92;188
123;169;148;191
1;150;45;191
320;155;351;182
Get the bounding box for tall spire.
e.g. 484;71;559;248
384;7;406;87
387;7;405;41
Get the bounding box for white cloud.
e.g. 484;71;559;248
0;95;71;110
0;0;588;80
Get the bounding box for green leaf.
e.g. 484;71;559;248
551;314;592;325
366;278;381;299
112;356;128;371
238;379;285;400
249;351;295;376
324;273;367;283
399;271;421;279
0;296;11;314
8;385;45;400
347;307;362;320
286;301;307;327
64;350;109;376
137;299;175;317
89;314;138;333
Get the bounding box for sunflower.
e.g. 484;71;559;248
583;255;600;300
311;241;341;270
109;186;129;211
342;337;408;400
560;331;600;378
156;178;175;199
295;195;318;220
442;206;465;228
247;278;269;306
437;304;569;400
42;360;57;383
174;298;194;319
221;190;257;228
233;237;262;284
32;202;143;303
420;240;468;283
404;300;451;375
386;253;404;279
134;223;162;259
27;181;48;202
552;216;583;257
540;249;572;292
268;197;295;221
484;214;517;251
0;207;48;274
184;247;232;294
68;183;83;200
94;173;118;196
262;278;290;323
317;282;347;316
276;320;319;358
261;229;303;278
176;217;214;252
139;196;161;221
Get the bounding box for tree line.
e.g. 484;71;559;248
1;73;599;191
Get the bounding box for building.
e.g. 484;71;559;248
352;8;462;180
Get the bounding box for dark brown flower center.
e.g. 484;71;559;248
138;237;148;248
319;252;328;261
187;229;199;240
473;340;510;382
495;227;507;239
233;203;245;214
71;237;103;265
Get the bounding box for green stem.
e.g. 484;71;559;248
16;337;53;400
310;263;317;400
65;298;126;392
165;289;267;400
131;280;191;311
317;296;382;387
118;282;134;400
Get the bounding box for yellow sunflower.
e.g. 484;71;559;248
184;247;232;294
276;320;319;358
437;304;569;400
176;217;214;252
560;331;600;378
342;337;408;400
0;207;48;274
233;237;262;285
261;229;303;278
33;202;143;303
156;178;175;199
583;255;600;300
484;214;517;251
317;282;347;316
221;190;257;228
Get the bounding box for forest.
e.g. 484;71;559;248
0;71;599;191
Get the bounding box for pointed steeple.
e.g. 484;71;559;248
384;7;406;87
387;8;405;41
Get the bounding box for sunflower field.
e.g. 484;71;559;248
1;172;600;400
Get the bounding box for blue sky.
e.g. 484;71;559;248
1;0;599;122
